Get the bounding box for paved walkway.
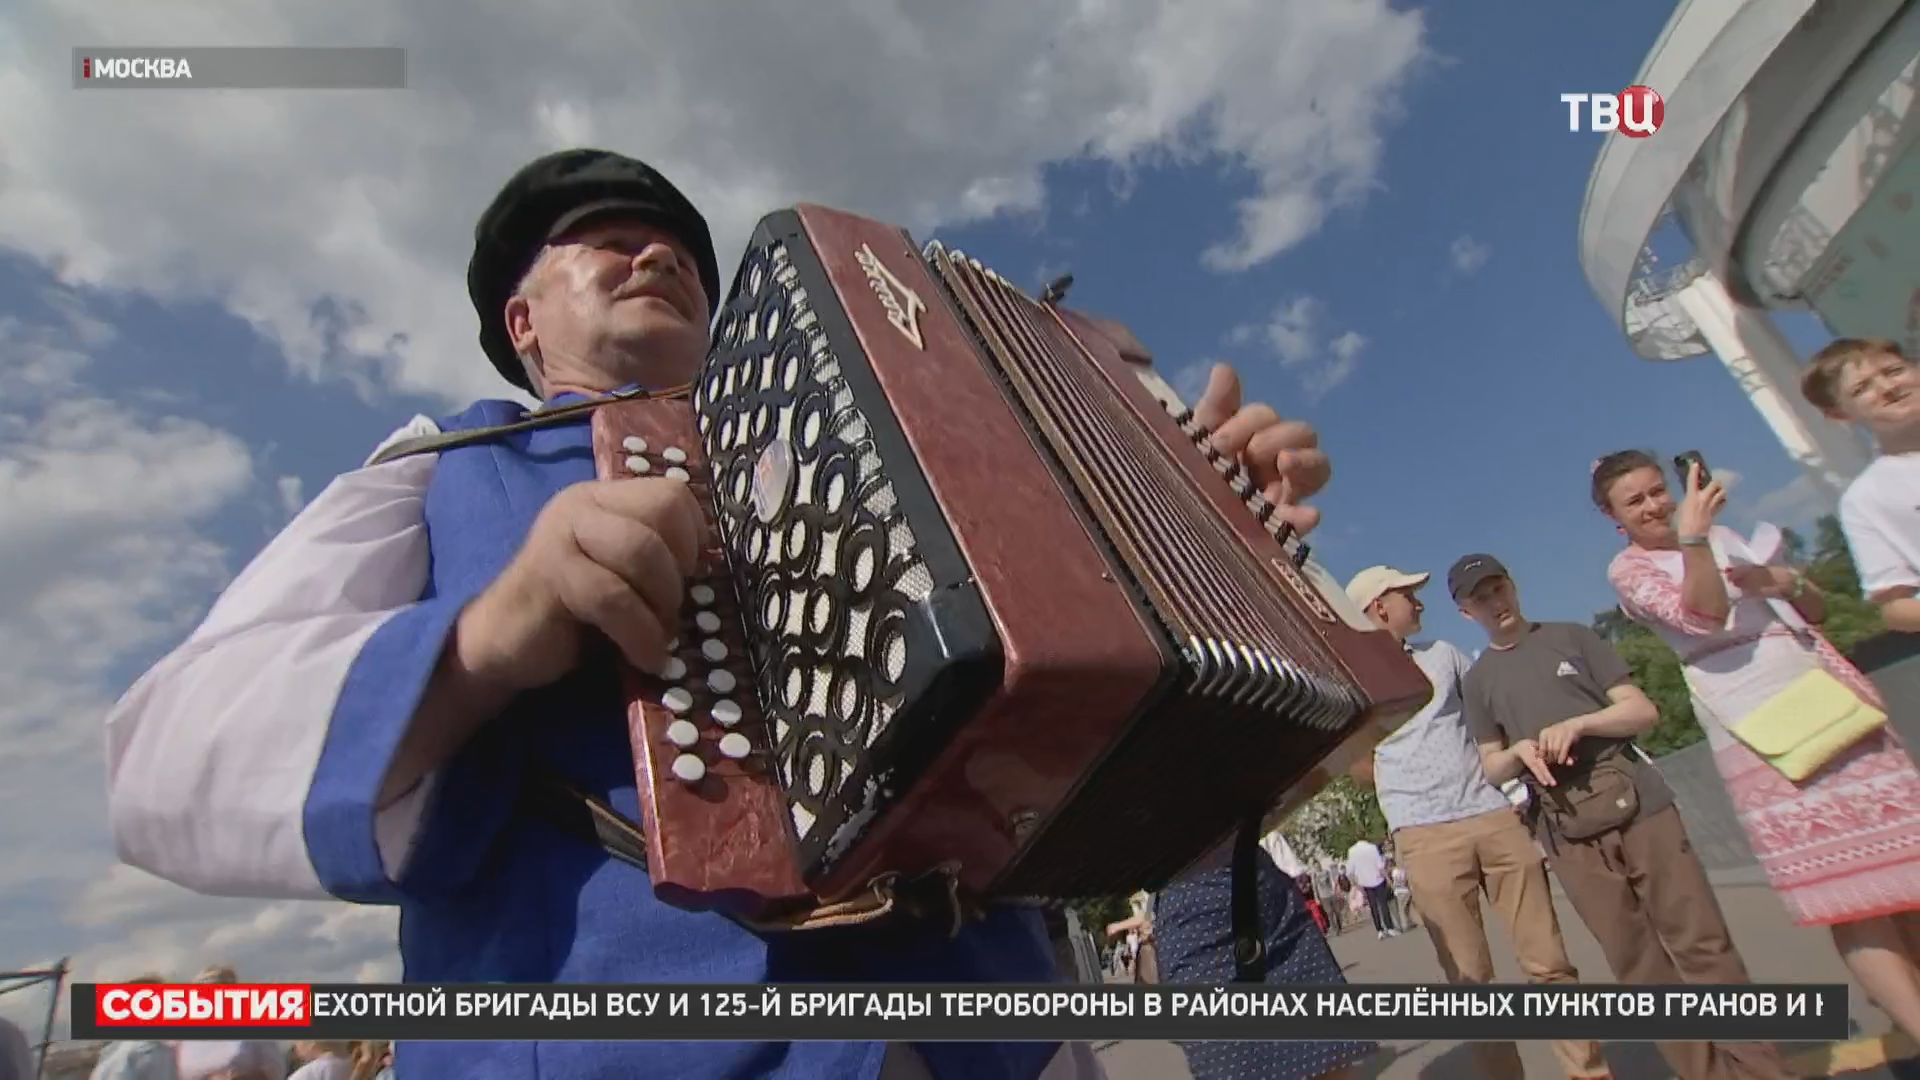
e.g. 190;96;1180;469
1094;870;1918;1079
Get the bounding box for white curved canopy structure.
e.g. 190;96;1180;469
1579;0;1914;361
1575;0;1919;504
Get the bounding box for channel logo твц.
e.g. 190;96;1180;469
1561;85;1664;138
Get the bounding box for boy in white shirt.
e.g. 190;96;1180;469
1802;338;1920;630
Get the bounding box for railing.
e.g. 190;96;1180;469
0;959;67;1079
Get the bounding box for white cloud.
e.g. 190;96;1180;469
1262;297;1323;367
1168;358;1220;406
0;297;398;1036
276;475;307;519
1305;330;1366;398
1230;296;1365;399
1747;472;1835;533
0;0;1425;409
1449;233;1490;274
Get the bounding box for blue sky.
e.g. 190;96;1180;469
4;0;1819;666
0;0;1863;1007
933;0;1833;652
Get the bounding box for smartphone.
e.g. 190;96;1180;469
1674;450;1712;487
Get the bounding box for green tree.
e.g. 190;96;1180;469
1801;516;1885;653
1590;607;1702;755
1067;894;1134;943
1291;776;1387;862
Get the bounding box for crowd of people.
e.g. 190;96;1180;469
1111;336;1920;1080
88;140;1920;1080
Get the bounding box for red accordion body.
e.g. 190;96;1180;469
590;205;1431;918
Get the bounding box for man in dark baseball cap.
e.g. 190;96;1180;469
1446;553;1509;603
1449;553;1784;1079
466;147;724;395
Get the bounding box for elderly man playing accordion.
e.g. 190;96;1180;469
104;149;1338;1080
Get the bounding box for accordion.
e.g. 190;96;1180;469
588;204;1432;919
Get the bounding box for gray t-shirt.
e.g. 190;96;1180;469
1373;640;1513;833
1463;621;1672;821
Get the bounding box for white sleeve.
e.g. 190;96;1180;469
1430;639;1470;689
104;419;444;900
1842;479;1920;598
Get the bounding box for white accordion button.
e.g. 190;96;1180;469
661;687;694;714
695;611;722;634
702;639;728;663
621;436;647;453
718;732;752;760
690;584;716;606
711;699;743;727
671;753;706;784
662;446;688;464
658;656;688;682
665;719;700;748
625;455;650;475
666;466;692;483
708;669;737;695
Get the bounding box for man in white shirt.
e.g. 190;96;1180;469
87;977;179;1080
1343;837;1396;939
173;965;286;1080
1344;565;1610;1080
1802;338;1920;630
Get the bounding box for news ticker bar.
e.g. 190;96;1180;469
74;983;1851;1043
73;48;405;89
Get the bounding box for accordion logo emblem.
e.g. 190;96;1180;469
854;243;927;350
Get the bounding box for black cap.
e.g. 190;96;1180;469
1447;554;1510;600
466;149;723;392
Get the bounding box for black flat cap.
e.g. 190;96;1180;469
466;148;723;392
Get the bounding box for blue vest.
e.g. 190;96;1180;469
304;396;1065;1080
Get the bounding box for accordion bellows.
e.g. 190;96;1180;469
593;204;1433;916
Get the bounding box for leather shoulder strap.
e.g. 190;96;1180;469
1230;814;1265;982
363;385;681;467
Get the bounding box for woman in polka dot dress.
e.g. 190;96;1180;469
1153;843;1374;1079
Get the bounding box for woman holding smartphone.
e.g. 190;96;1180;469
1592;448;1920;1042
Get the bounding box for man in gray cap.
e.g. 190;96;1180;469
102;149;1337;1080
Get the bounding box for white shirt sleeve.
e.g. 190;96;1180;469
104;418;445;900
1842;476;1920;598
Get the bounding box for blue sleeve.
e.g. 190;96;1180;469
302;400;529;906
301;583;508;904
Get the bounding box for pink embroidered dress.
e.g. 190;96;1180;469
1609;523;1920;926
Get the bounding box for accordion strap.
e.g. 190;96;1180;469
521;767;973;936
1229;813;1265;983
363;383;694;467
